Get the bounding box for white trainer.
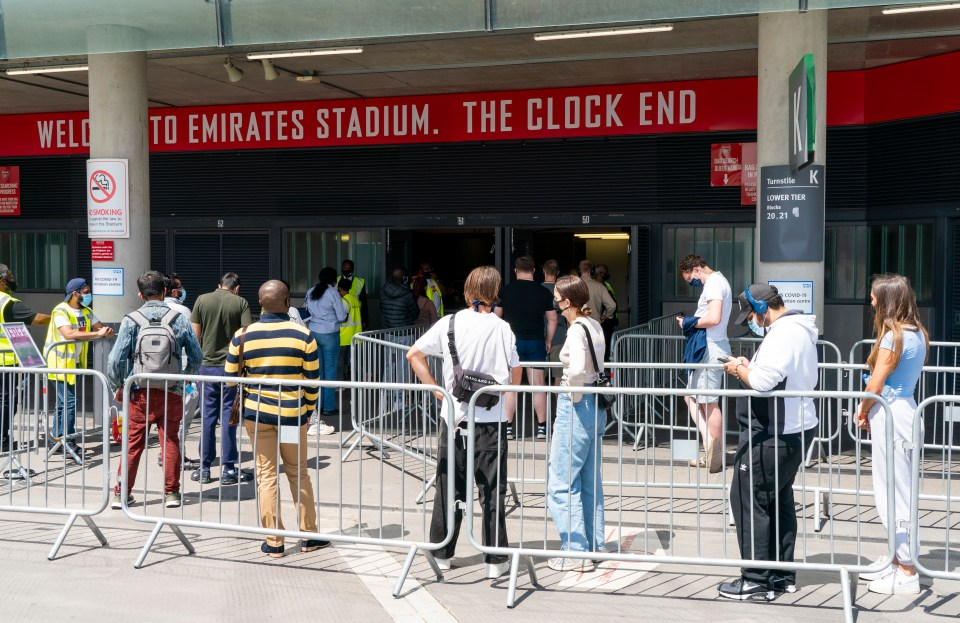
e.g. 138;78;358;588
547;557;595;572
860;558;895;582
486;561;511;579
433;557;451;570
868;567;920;595
308;423;336;436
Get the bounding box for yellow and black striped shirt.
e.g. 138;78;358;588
225;314;319;425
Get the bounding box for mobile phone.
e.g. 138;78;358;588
717;353;737;364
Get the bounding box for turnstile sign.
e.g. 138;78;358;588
759;164;824;262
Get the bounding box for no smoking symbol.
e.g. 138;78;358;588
89;170;117;204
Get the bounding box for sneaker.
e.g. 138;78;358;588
301;539;331;552
307;423;319;436
261;541;285;558
706;439;723;473
111;493;135;509
314;423;336;436
434;556;452;570
536;424;547;440
505;425;515;440
191;468;212;484
181;457;201;470
547;557;596;572
164;492;182;508
220;468;254;485
486;560;511;579
860;558;895;582
717;577;775;601
868;567;920;595
772;578;798;594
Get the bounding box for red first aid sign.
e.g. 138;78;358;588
711;143;741;187
91;240;115;261
0;166;20;216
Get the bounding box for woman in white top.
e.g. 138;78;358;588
857;274;929;595
546;275;606;573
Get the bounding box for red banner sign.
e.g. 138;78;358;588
0;79;758;157
0;166;20;216
740;142;758;205
91;240;115;262
711;143;741;186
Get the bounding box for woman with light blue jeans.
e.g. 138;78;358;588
305;267;347;418
547;275;606;573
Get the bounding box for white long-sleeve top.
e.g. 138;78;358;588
560;316;605;403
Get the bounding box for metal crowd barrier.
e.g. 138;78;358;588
910;395;960;583
463;383;898;623
120;371;455;597
0;365;111;559
609;314;681;364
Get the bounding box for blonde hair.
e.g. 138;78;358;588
463;266;501;307
554;275;592;317
866;273;929;372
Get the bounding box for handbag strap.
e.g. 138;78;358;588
446;313;462;368
577;322;603;375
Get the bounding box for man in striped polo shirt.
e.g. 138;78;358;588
225;280;328;558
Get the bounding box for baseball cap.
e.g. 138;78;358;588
64;277;88;301
734;283;779;326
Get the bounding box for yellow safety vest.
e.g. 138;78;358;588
345;276;365;299
425;279;444;317
44;302;93;383
339;293;362;347
603;281;619;321
0;291;20;366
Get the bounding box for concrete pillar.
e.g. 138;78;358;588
756;11;827;329
87;26;150;323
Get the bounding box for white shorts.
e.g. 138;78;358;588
689;339;730;404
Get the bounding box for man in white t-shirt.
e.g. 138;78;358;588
407;266;521;581
677;255;732;473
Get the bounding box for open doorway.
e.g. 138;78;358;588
407;229;497;313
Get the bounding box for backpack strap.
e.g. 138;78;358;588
446;313;461;368
158;308;177;328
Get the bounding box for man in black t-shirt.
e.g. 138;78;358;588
495;256;557;439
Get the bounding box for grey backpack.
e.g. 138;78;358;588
128;308;180;376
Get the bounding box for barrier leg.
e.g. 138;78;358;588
840;567;856;623
338;429;358;450
524;555;538;587
169;524;195;555
815;491;832;533
135;521;193;569
47;512;78;560
423;550;444;582
393;544;421;597
340;436;363;463
415;474;437;505
506;552;522;608
80;515;109;548
509;482;520;508
804;439;821;467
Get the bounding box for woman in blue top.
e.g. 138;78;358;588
305;267;348;417
857;273;928;596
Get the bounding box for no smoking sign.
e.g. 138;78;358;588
85;159;129;239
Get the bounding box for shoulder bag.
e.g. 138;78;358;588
447;314;501;409
228;326;248;427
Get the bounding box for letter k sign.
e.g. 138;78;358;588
793;87;803;156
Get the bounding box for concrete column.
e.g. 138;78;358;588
756;11;827;328
87;26;150;323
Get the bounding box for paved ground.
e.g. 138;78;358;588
1;425;958;622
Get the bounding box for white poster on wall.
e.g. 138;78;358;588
768;280;814;314
86;158;129;238
92;267;124;296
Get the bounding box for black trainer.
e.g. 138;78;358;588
301;539;331;552
717;578;775;601
191;467;212;484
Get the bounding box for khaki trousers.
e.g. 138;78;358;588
244;420;318;547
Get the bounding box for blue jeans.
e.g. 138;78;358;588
312;331;340;414
547;393;606;552
198;365;239;471
53;381;76;438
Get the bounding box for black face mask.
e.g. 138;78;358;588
4;278;16;292
553;299;567;314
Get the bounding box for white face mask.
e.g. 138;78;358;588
747;314;765;337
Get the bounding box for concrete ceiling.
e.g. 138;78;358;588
1;7;959;114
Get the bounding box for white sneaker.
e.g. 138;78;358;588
868;567;920;595
860;558;895;582
486;561;511;579
547;557;595;572
434;557;451;570
308;423;336;436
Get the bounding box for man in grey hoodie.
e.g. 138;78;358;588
717;283;819;602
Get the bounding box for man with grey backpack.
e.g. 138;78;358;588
107;271;203;509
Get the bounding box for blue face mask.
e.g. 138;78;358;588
689;279;703;288
747;317;765;337
80;293;92;307
177;288;187;303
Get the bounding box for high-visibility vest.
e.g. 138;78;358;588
603;281;619;321
0;291;20;366
43;302;93;384
344;275;365;300
339;293;362;346
425;279;444;317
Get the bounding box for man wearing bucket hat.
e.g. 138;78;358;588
717;283;819;601
43;277;114;460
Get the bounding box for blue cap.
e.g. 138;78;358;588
64;277;88;301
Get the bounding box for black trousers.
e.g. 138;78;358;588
429;422;509;564
730;429;814;587
0;371;17;447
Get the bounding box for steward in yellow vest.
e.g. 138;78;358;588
340;259;369;330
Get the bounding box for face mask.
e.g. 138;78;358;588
342;271;353;279
689;278;704;288
177;288;187;303
747;316;765;337
4;278;16;292
553;299;568;314
80;293;93;307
